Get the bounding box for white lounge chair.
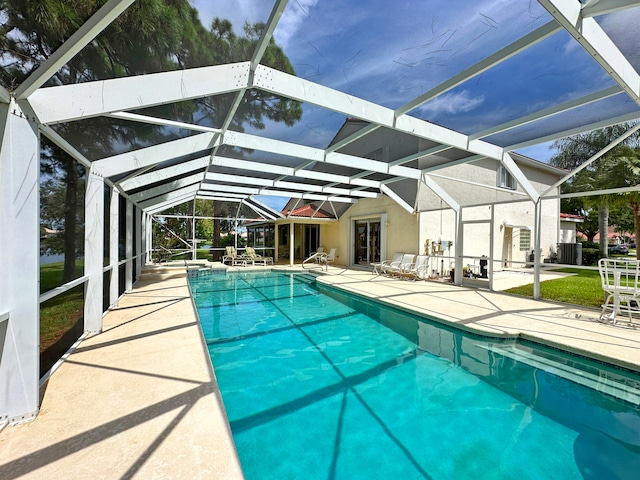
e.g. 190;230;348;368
397;255;429;281
377;252;403;275
385;254;415;277
245;247;273;265
222;246;248;266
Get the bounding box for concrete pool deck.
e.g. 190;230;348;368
1;263;639;479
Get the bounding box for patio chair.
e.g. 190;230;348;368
222;246;248;266
316;248;336;264
598;258;640;325
377;252;403;275
245;246;273;265
222;246;236;265
324;248;336;264
312;246;325;262
385;254;415;277
397;255;429;281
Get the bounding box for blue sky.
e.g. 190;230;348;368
190;1;638;167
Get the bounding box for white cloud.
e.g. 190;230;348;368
274;0;318;48
417;90;485;116
274;0;319;48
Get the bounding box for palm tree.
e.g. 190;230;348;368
551;123;640;258
598;147;640;259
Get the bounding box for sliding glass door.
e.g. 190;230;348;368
354;219;381;266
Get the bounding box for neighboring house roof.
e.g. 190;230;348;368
507;152;567;176
282;204;335;219
560;213;584;223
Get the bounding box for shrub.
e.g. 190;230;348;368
582;248;600;266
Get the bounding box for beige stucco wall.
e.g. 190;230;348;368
321;196;419;266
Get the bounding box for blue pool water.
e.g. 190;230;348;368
189;270;640;480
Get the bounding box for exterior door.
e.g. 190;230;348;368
502;227;513;268
354;219;381;265
305;225;319;257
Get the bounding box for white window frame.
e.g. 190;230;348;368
497;164;517;190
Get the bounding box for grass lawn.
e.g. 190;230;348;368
504;268;606;309
40;261;85;374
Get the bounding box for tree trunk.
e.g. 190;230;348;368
598;202;609;258
63;159;78;282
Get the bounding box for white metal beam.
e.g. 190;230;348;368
39;124;93;169
581;0;640;18
254;65;395;126
224;130;325;162
558;184;640;199
28;62;250;124
0;85;10;104
390;145;451;167
421;174;461;212
242;199;279;220
84;170;105;333
204;172;378;198
251;0;289;70
196;192;247;200
469;86;623;141
146;194;196;214
0;100;40;424
540;0;640;104
255;65;503;159
541;122;640;197
505;110;640;151
201;183;358;203
106;111;222;134
15;0;135;100
119;156;210;191
326;123;381;154
138;184;199;210
211;156;291;176
422;154;485;173
224;126;426;183
109;186;119;307
395;21;561;116
129;173;204;203
94;132;218;177
502;152;540;203
380;184;415;214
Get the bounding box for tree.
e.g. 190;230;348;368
597;147;640;259
40;139;86;281
1;1;301;268
551;123;640;258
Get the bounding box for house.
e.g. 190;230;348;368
247;120;568;280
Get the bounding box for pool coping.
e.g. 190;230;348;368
312;267;640;374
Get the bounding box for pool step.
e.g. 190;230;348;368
139;265;187;281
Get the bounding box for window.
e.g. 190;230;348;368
519;229;531;251
497;164;517;190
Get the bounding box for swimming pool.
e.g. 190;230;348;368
189;270;640;479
